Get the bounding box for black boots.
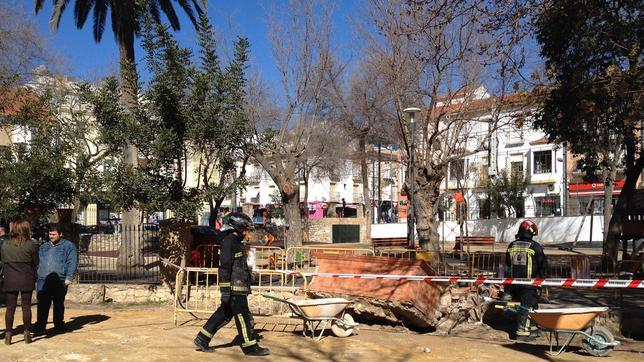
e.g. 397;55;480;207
24;330;32;344
516;333;539;342
4;331;11;345
194;332;269;356
193;335;216;353
243;344;270;356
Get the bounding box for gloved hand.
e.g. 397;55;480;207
221;293;231;304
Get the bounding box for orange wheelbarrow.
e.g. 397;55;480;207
497;303;619;356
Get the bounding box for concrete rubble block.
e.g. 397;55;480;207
307;254;446;329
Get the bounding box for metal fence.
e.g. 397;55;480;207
77;224;160;284
373;247;623;279
174;267;300;325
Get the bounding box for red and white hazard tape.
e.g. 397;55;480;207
275;270;644;289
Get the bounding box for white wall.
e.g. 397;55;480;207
371;216;605;244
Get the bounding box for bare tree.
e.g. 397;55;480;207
325;57;397;242
0;2;59;111
247;0;334;248
363;0;533;250
297;122;350;207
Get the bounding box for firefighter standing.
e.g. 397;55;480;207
193;212;270;356
505;220;547;342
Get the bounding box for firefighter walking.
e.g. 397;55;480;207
193;212;270;356
505;220;548;342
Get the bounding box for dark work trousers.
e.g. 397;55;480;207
5;291;33;332
36;277;68;330
198;295;257;350
510;285;538;337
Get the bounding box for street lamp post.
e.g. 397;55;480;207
404;107;420;249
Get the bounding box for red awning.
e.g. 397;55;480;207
568;180;624;197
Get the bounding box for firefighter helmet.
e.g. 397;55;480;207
517;220;539;239
226;212;253;233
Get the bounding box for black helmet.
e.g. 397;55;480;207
226;212;253;233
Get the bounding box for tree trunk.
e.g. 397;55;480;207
207;197;224;227
602;166;617;243
604;159;644;269
414;166;443;251
208;198;216;226
281;182;302;249
359;137;372;243
117;31;144;269
302;167;310;242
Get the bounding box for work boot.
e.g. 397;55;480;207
4;331;11;345
193;336;215;353
243;344;270;356
24;330;32;344
53;323;68;333
516;334;538;342
31;323;45;336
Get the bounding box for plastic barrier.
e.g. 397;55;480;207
273;269;644;289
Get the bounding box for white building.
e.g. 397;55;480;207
440;87;566;221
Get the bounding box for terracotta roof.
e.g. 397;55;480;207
430;91;539;118
0;89;38;116
529;136;549;145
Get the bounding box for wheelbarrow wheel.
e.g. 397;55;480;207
331;314;355;338
582;326;614;357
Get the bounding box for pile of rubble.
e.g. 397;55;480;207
434;284;501;335
307;254;504;334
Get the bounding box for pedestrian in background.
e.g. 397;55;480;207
33;224;77;335
1;220;39;345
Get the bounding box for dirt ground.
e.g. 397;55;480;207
1;304;643;362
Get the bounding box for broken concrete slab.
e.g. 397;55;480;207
306;254;445;328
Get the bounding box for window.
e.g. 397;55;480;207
533;151;552;174
507;126;523;145
577;196;618;215
511;161;524;178
478;199;490;219
535;196;560;216
449;159;465;181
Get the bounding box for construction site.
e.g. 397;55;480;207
2;237;642;361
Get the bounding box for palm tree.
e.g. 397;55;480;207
35;0;205;268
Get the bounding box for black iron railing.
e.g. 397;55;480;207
77;224;160;284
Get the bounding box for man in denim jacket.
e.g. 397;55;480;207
33;224;77;334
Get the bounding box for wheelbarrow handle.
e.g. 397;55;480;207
495;302;530;313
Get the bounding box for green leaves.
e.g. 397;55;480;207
534;0;642;170
0;93;75;219
88;14;253;222
486;170;530;218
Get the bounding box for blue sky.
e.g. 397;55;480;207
21;0;360;85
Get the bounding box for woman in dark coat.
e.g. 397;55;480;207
1;220;38;345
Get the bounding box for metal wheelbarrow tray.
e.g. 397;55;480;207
262;294;358;340
498;304;620;356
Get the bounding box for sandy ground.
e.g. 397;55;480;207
1;304;643;362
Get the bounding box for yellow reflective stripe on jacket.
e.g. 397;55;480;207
508;246;535;277
219;282;231;287
232;285;249;292
234;251;244;258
